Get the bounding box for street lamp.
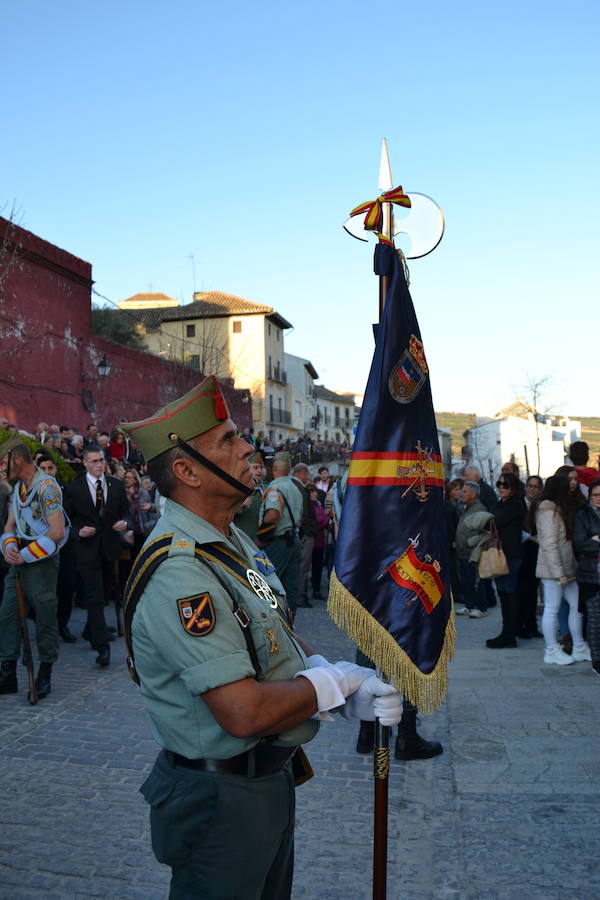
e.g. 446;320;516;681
97;355;111;377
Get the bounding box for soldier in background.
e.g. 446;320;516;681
256;451;303;616
0;438;66;699
291;463;318;609
234;451;266;541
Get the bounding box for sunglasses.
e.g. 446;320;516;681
496;481;509;489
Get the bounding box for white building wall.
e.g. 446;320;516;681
464;415;581;482
284;353;317;434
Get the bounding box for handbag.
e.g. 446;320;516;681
478;521;509;579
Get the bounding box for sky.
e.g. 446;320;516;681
2;0;599;416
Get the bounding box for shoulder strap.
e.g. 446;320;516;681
278;489;297;531
122;534;263;686
196;541;294;633
123;534;175;685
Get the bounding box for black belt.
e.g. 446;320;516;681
167;743;297;778
273;531;298;541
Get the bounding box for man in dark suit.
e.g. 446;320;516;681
64;443;129;666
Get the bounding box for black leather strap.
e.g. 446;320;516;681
175;437;255;498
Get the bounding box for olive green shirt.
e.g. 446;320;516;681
132;498;319;759
259;476;304;538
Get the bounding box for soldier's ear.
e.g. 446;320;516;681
172;455;203;488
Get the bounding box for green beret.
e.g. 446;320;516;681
121;376;230;462
0;436;28;460
274;451;291;464
248;452;264;464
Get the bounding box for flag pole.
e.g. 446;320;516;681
372;137;394;900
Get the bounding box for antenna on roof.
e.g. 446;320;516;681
187;254;197;299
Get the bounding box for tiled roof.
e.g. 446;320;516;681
121;292;177;304
108;290;293;332
189;291;276;317
314;385;355;404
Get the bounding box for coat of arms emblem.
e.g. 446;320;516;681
388;334;429;404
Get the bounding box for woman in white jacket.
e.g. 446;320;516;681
535;473;591;665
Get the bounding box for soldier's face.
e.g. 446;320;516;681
249;462;263;482
7;452;23;484
195;419;254;494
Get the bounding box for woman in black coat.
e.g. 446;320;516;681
487;472;526;649
573;477;600;674
517;475;544;638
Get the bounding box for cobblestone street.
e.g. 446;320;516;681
1;598;599;900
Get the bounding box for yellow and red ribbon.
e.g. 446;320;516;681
349;185;411;233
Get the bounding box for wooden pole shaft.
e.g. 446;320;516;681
15;570;37;705
373;719;390;900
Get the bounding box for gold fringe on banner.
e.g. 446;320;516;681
328;569;455;714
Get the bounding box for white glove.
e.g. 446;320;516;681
340;674;404;726
307;654;330;668
295;660;372;712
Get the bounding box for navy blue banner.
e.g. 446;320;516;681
328;244;454;713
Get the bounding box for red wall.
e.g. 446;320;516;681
0;217;251;434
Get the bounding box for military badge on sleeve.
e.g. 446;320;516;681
177;593;215;636
253;551;276;577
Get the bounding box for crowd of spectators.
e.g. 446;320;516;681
448;442;600;675
240;427;350;467
2;410;599;677
0;415;349;603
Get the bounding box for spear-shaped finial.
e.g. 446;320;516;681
378;138;393;192
378;138;395;250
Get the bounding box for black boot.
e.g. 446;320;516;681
0;660;18;694
96;644;110;667
486;591;518;648
34;662;52;700
59;626;77;643
356;720;375;754
394;709;443;760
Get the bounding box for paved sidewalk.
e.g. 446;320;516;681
0;599;598;899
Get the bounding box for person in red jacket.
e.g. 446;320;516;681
108;428;128;463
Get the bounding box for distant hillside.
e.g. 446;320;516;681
436;412;600;461
435;412;476;457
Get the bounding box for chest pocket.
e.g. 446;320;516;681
195;545;297;677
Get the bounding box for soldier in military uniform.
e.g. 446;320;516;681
256;451;303;615
234;451;266;541
120;377;403;900
0;437;67;699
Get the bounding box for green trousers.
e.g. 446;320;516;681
266;536;301;613
0;557;60;664
141;750;295;899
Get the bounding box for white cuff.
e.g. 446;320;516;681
296;667;346;712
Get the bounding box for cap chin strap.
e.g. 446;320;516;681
173;437;255;498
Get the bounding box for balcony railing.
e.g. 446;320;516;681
268;408;292;425
268;365;287;385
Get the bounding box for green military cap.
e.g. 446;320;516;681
273;451;291;464
121;376;230;462
248;452;263;464
0;435;28;460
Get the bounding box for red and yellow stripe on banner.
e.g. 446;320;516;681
348;451;444;487
386;544;444;614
